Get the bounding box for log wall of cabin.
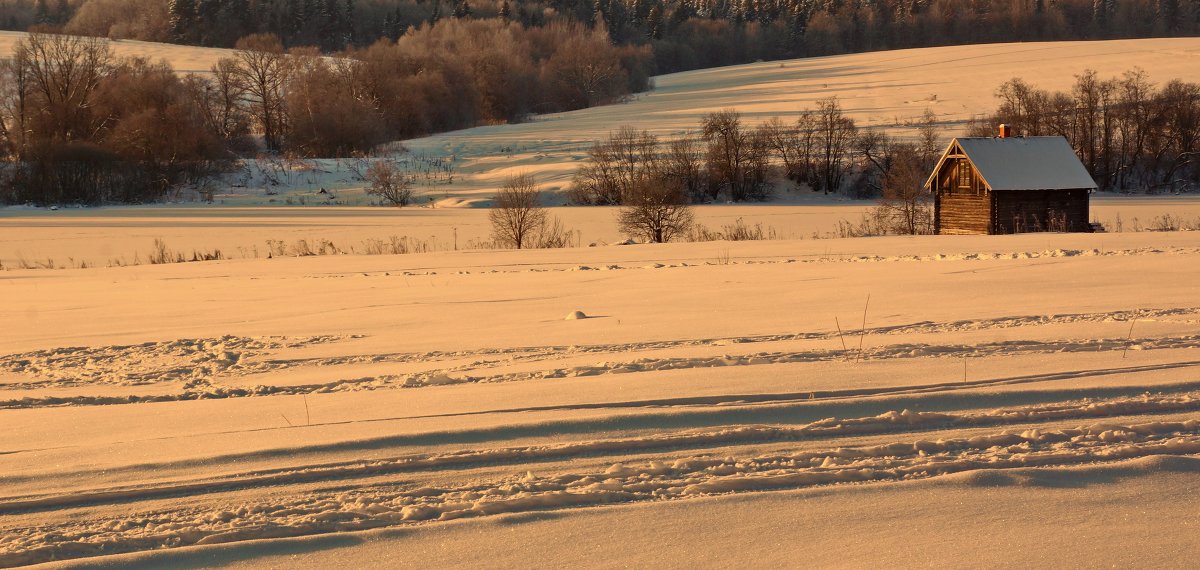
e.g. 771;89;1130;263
935;157;991;235
937;193;992;234
992;189;1090;234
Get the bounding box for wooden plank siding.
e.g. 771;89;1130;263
937;192;992;234
992;189;1090;234
934;156;992;235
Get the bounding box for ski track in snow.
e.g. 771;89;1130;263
0;335;353;389
2;306;1198;407
5;314;1200;563
4;251;1200;566
303;245;1200;280
3;396;1199;566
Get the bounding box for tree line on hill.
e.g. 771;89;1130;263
569;99;942;235
570;99;940;212
973;69;1200;193
2;0;1199;75
0;24;647;203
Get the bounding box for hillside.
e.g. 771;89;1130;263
2;35;1199;206
400;38;1200;203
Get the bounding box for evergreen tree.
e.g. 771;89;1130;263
453;0;472;18
344;0;356;45
431;1;442;23
53;0;68;23
1093;0;1107;31
789;10;807;48
195;0;223;45
646;4;663;38
168;0;197;43
382;11;395;38
500;0;512;19
1156;0;1180;33
34;0;49;24
629;0;645;24
668;3;690;29
221;0;251;47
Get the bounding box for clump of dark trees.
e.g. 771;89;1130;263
570;99;942;237
974;69;1200;192
571;99;936;198
0;23;648;204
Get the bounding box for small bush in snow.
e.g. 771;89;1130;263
365;161;416;207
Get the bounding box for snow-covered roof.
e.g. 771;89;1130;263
927;136;1098;191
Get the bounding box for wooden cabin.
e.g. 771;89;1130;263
925;129;1097;235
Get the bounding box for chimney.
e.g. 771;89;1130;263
999;124;1011;138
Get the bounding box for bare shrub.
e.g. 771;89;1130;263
490;174;548;249
365;161;415;206
617;181;694;243
686;218;776;242
189;249;224;262
149;238;183;264
832;210;891;238
490;174;577;249
1148;214;1200;231
534;216;577;249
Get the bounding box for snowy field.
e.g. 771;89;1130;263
2;195;1200;270
4;36;1200;567
3;228;1200;567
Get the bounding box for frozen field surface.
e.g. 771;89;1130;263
3;35;1200;567
2;226;1200;567
3;195;1200;269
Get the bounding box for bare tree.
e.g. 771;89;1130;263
542;29;628;109
761;116;801;185
854;127;894;196
570;126;659;205
702;109;768;201
6;33;112;149
365;161;415;206
617;180;694;243
224;34;291;151
813;97;857;194
0;53;26;159
917;108;943;169
877;144;933;235
489;173;548;249
662;135;706;202
184;59;251;145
